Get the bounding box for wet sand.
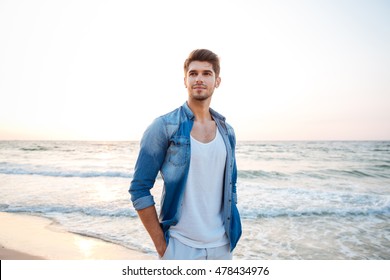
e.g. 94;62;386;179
0;212;153;260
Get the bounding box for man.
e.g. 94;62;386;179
129;49;241;260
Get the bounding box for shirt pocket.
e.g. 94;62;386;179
168;136;190;166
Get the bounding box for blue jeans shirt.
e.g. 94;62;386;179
129;102;242;251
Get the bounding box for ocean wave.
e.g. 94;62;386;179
0;204;138;218
238;185;390;219
323;168;389;178
374;164;390;169
240;204;390;219
0;164;132;179
19;146;51;152
2;164;387;180
5;202;388;222
372;148;390;152
241;167;390;180
238;170;289;179
334;169;373;178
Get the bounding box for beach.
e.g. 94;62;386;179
0;212;153;260
0;244;44;260
0;140;389;259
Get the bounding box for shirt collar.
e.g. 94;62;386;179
182;102;195;120
183;102;226;121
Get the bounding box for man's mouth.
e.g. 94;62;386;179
193;85;206;89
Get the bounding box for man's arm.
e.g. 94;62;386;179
137;206;167;257
129;117;169;256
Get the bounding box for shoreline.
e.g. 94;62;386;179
0;212;153;260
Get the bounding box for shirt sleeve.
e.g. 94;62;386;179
129;117;169;211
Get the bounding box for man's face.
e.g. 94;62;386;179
184;61;221;101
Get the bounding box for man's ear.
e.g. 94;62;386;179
215;76;221;88
184;77;187;88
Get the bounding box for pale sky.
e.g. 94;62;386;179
1;0;389;141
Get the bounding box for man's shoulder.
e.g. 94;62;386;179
157;103;191;125
159;106;182;119
225;121;235;132
148;104;188;139
210;108;234;132
225;122;236;140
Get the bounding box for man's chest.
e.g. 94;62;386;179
190;120;217;143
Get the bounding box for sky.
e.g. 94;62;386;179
0;0;389;141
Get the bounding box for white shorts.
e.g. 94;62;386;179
160;237;233;260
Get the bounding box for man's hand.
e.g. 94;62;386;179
156;240;167;258
137;206;167;257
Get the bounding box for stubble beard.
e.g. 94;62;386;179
190;88;214;101
192;94;209;101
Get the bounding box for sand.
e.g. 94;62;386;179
0;212;153;260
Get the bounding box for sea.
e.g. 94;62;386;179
0;140;389;259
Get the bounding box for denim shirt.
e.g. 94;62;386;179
129;102;242;251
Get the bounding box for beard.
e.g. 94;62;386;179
192;93;210;101
190;88;214;101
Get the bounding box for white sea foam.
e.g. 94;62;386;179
0;163;132;178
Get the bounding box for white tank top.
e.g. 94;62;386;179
169;129;229;248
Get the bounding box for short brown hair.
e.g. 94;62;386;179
184;49;220;77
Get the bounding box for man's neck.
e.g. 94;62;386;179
187;99;212;122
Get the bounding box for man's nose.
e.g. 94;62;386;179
195;75;203;83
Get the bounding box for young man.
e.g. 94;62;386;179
129;49;241;260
